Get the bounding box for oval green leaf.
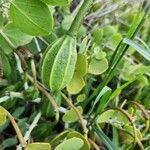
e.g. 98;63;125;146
67;131;90;150
92;28;103;45
95;51;106;60
76;54;88;76
54;137;84;150
67;72;85;95
41;35;77;91
2;23;33;47
76;94;86;103
0;23;33;54
62;106;83;123
88;58;108;75
119;125;142;144
97;109;129;128
50;130;72;147
9;0;53;36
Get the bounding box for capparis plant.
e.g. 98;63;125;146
0;0;150;150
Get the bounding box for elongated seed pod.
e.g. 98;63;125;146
41;35;77;91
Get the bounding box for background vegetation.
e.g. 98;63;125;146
0;0;150;150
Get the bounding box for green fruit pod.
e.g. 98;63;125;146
41;35;77;91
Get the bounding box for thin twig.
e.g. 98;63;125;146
114;107;144;150
88;138;100;150
130;101;149;119
27;74;59;123
129;101;150;135
2;107;26;147
61;92;88;137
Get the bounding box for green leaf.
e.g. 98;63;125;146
62;15;74;31
67;131;90;150
95;51;106;60
145;146;150;150
79;36;89;53
96;87;112;114
41;35;77;91
122;64;150;81
62;106;83;123
2;23;33;48
67;72;85;95
110;33;122;48
9;0;53;36
24;87;39;101
41;92;61;117
54;137;84;150
50;130;72;147
1;137;17;148
97;110;129;128
77;94;86;103
123;38;150;62
88;58;108;75
32;121;53;140
41;0;72;6
0;106;7;128
138;75;149;88
103;25;118;38
89;86;111;115
25;143;51;150
12;107;25;118
90;2;101;12
119;125;143;144
77;25;86;39
92;28;103;45
75;53;88;76
0;22;33;54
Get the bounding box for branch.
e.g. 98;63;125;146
2;107;26;147
88;138;100;150
61;92;88;137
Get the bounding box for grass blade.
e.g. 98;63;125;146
92;124;119;150
123;38;150;62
